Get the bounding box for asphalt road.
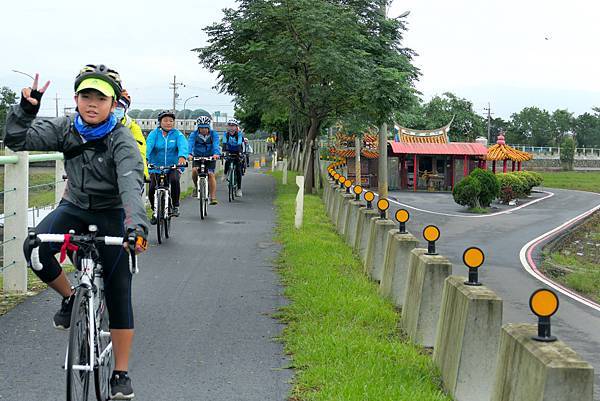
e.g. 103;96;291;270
387;187;600;399
0;170;291;401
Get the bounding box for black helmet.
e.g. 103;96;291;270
74;64;122;98
157;110;176;122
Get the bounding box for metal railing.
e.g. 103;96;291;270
510;144;600;159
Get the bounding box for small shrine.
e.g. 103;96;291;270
485;133;533;173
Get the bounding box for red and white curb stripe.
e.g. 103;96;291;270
519;203;600;311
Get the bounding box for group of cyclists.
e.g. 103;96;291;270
2;64;253;400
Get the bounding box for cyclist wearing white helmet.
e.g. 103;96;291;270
188;115;220;204
222;118;245;197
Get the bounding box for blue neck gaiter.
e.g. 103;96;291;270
74;112;118;142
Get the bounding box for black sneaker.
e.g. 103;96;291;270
53;294;75;330
110;373;134;399
150;216;157;225
172;207;180;217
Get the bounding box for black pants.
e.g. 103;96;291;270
149;170;181;208
33;200;134;329
224;158;243;190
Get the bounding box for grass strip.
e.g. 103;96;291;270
272;171;449;401
537;171;600;193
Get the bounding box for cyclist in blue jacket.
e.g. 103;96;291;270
188;115;220;204
222;118;245;197
146;110;188;221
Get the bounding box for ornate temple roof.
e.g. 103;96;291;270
486;134;533;162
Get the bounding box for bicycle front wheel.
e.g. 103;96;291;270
94;297;113;401
66;288;91;401
156;193;163;244
199;178;205;219
164;195;171;239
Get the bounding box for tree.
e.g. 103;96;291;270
128;109;141;119
194;0;419;192
507;107;553;146
452;176;482;209
550;109;574;147
0;87;18;134
469;168;499;207
419;92;485;141
573;109;600;148
560;137;575;171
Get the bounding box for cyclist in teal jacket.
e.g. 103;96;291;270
146;111;188;220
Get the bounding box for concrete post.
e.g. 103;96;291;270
3;149;29;293
325;183;337;218
360;216;379;265
379;231;419;304
336;193;355;236
344;200;363;246
400;249;452;347
433;276;503;401
331;188;345;223
282;159;288;185
364;219;396;281
491;324;594;401
55;158;66;205
295;176;305;229
355;208;379;254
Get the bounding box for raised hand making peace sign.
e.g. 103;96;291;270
20;73;51;115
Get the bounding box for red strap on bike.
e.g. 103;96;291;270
59;234;79;263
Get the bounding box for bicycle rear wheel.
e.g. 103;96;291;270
66;288;91;401
94;297;113;401
156;193;163;244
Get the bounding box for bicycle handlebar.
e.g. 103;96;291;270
24;232;138;274
147;163;188;171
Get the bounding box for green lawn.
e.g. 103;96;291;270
272;171;449;401
0;171;58;208
537;171;600;193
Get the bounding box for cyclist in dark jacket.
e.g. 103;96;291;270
188;115;220;204
3;65;147;400
222;118;245;197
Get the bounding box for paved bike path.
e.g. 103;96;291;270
0;170;292;400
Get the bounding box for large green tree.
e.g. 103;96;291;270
573;108;600;148
0;87;18;134
507;107;553;146
194;0;418;192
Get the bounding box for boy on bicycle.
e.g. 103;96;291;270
3;65;148;400
222;118;245;197
187;115;220;204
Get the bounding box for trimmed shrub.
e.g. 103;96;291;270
470;168;500;207
453;176;482;208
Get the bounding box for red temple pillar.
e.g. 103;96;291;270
451;156;455;189
463;155;468;177
492;160;496;173
512;160;516;171
503;159;507;173
518;161;522;171
483;160;488;170
413;154;418;192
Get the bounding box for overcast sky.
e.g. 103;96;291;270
1;0;598;120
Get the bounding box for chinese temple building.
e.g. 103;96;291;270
388;122;488;191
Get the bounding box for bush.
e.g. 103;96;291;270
470;168;500;207
453;176;482;208
560;137;575;171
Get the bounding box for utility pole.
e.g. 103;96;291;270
54;93;60;117
484;102;492;144
377;1;389;198
169;75;185;113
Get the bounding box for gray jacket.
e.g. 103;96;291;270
3;105;148;233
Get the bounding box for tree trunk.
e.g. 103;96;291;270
303;117;321;193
